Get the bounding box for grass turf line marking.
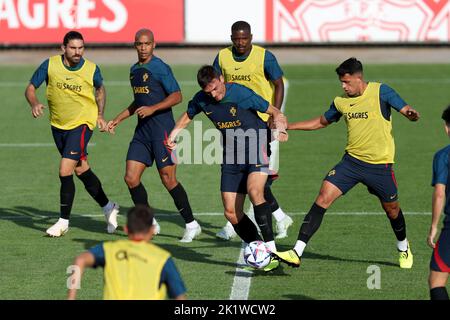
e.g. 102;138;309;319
4;78;450;87
229;242;253;300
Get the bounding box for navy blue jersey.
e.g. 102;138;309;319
30;55;103;89
89;243;186;299
324;83;406;123
130;56;180;141
213;47;283;81
432;145;450;219
187;83;271;164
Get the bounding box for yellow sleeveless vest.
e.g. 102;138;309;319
334;82;395;164
46;55;97;130
103;240;171;300
218;45;274;121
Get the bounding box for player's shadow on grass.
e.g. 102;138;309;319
0;206;117;236
303;251;398;267
224;264;290;277
0;206;64;234
274;246;398;267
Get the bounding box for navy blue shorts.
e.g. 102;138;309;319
126;137;175;169
51;125;92;161
430;222;450;273
324;153;398;203
221;163;269;194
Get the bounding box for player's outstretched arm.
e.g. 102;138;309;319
166;112;192;150
25;83;46;118
288;115;330;131
136;91;182;119
67;252;95;300
399;105;420;121
428;184;445;249
106;102;137;134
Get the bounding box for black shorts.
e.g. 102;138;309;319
51;124;92;161
221;163;269;194
324;153;398;203
430;220;450;273
126;137;175;169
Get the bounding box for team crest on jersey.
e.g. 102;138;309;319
230;106;237;117
328;169;336;177
143;72;149;82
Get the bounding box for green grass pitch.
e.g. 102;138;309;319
1;63;450;299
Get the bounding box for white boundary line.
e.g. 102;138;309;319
4;78;450;88
229;243;253;300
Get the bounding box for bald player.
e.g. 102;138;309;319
107;29;201;243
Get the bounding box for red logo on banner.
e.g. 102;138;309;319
266;0;450;42
0;0;184;44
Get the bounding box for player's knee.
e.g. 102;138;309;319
224;210;239;224
316;191;333;208
247;188;264;204
124;173;140;188
159;172;177;189
384;202;400;219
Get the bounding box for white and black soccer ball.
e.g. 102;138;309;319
243;240;271;269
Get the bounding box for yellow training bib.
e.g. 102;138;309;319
103;240;171;300
46;55;98;130
218;45;274;122
334;82;395;164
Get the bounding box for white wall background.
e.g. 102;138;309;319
185;0;266;43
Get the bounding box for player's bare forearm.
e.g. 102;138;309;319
148;91;182;113
25;84;38;106
432;185;445;228
25;83;46;118
167;112;192;149
288;115;329;131
114;102;136;124
135;92;182;119
67;252;95;300
272;78;284;110
95;85;106;117
399;105;420;122
429;184;446;248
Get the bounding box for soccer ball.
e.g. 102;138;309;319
243;240;272;269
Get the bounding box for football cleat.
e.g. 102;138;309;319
275;215;294;239
46;219;69;237
216;223;237;240
399;243;413;269
153;218;161;235
103;202;119;234
179;224;202;243
271;249;301;268
263;258;280;272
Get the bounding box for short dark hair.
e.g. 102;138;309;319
231;21;251;33
442;105;450;125
336;57;363;76
63;31;84;46
126;205;154;234
197;65;220;89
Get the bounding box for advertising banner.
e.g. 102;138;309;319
0;0;184;44
265;0;450;43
